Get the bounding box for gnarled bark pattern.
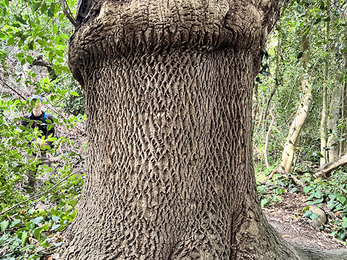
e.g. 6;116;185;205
60;0;347;259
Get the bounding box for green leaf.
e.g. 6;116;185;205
303;210;312;217
32;227;41;240
49;51;54;61
337;195;346;204
320;1;325;10
50;3;56;15
261;198;270;207
15;15;27;24
28;41;35;50
0;220;10;231
51;222;61;231
32;216;44;225
303;186;311;194
343;217;347;228
60;34;69;39
52;215;60;222
328;194;337;201
302;206;310;213
323;16;330;22
37;39;47;47
53;24;59;34
21;231;28;246
59;13;65;21
9;219;21;228
310;213;319;220
7;37;15;45
314;190;322;199
33;2;41;11
71;92;79;97
307;198;324;205
27;221;35;230
41;3;48;13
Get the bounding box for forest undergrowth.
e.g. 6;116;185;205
256;161;347;243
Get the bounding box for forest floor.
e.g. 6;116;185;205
264;191;347;250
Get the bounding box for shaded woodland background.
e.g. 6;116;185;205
0;0;347;259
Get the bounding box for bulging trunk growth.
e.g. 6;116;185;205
61;0;347;259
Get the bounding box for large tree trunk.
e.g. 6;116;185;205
61;1;347;259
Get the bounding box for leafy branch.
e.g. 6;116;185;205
0;170;81;216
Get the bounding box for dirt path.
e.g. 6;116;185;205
264;191;347;250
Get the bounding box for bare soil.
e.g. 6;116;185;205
264;191;347;250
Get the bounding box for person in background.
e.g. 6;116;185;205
22;95;55;192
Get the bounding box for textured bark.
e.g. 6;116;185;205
62;0;347;259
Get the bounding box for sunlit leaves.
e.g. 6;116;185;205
0;0;76;83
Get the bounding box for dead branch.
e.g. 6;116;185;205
271;133;284;148
314;154;347;179
59;0;77;28
0;76;27;100
31;58;57;80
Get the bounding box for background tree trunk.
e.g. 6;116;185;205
280;31;312;173
320;4;330;166
327;57;342;161
263;38;281;168
342;54;347;154
327;0;342;162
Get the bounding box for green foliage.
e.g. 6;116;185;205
257;182;285;207
299;169;347;241
0;0;76;72
0;205;78;259
0;0;86;257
